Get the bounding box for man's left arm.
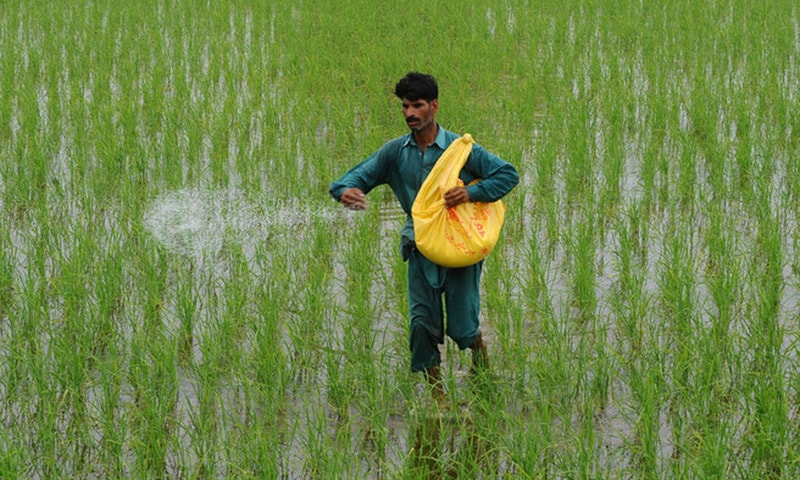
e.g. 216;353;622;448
463;144;520;203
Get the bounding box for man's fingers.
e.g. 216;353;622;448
347;199;367;210
341;188;367;210
443;186;468;208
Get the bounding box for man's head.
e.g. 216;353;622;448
394;72;438;102
395;72;439;134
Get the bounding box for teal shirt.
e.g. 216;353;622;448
329;126;520;256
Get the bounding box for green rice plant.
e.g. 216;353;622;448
185;253;256;476
730;103;757;207
341;208;381;363
503;403;557;478
740;200;787;479
573;392;605;479
233;247;293;477
136;239;169;331
484;253;530;404
701;200;742;379
561;103;595;212
638;86;669;218
611;203;648;353
531;128;560;247
185;358;222;477
523;230;576;423
91;237;126;362
328;208;399;470
322;339;355;423
283;217;335;382
174;260;199;365
0;228;15;332
567;203;599;326
211;243;255;369
566;203;613;416
610;202;670;475
4;253;41;411
92;346;127;477
299;401;359;479
126;327;179;477
598;108;626;227
687;83;728;203
522;219;556;327
656;207;699;463
0;430;24;480
626;347;667;478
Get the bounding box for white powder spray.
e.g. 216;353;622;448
143;187;338;257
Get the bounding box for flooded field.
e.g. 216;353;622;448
3;0;800;478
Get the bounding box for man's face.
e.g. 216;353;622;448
401;98;438;133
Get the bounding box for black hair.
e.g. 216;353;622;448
394;72;438;102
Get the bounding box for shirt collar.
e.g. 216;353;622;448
401;124;447;150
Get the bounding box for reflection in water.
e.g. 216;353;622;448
408;409;496;479
409;416;443;478
407;376;500;479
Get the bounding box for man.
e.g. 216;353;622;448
329;72;519;405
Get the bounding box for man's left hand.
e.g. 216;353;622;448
443;186;470;209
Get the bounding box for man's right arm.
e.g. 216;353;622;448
329;146;391;204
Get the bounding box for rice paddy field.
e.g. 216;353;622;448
3;0;800;478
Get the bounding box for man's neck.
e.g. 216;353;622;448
413;124;439;153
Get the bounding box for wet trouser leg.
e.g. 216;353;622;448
407;248;482;373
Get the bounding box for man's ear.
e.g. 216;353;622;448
431;99;439;114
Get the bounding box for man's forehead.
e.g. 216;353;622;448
402;98;432;106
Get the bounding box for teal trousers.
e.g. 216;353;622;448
406;246;482;373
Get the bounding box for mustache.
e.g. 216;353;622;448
406;117;420;123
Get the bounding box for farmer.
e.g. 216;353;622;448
329;72;519;405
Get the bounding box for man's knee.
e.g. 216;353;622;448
410;317;442;342
452;331;479;350
409;318;442;373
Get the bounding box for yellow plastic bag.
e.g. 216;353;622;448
412;134;506;268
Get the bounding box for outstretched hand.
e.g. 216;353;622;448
443;186;470;209
340;188;367;210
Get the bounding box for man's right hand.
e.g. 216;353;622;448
340;188;367;210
